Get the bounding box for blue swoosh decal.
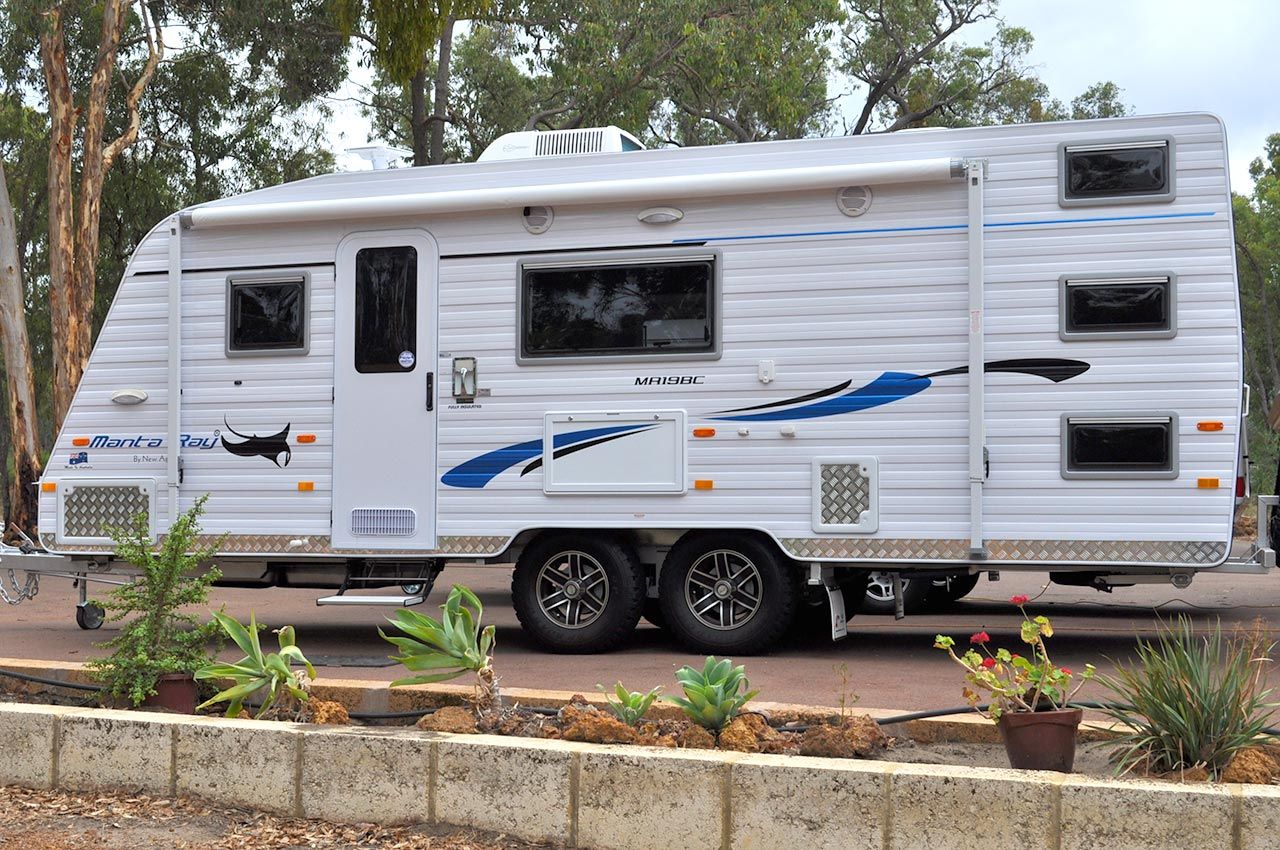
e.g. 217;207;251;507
711;372;930;422
442;423;652;488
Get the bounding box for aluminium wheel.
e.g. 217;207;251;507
512;534;644;653
658;533;798;655
860;571;932;615
76;602;105;630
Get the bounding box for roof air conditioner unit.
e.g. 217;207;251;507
478;126;645;162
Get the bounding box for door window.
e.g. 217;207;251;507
355;246;418;373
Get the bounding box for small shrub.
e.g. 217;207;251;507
599;683;662;726
196;611;316;719
667;656;758;731
381;584;499;708
1099;617;1277;779
87;496;223;707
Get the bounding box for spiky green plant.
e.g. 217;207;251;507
599;683;662;726
667;656;758;731
1099;617;1277;779
87;495;223;707
195;612;316;719
380;584;499;708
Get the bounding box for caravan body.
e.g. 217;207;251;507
36;113;1251;652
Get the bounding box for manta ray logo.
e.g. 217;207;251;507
220;419;292;467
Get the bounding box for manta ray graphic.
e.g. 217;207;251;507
220;418;292;467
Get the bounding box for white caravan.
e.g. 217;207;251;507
7;112;1277;654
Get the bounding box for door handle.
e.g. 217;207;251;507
426;371;434;411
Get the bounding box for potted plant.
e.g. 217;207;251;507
87;496;222;713
934;595;1095;771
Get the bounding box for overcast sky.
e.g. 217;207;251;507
328;1;1279;193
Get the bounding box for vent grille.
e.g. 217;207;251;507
63;484;151;540
522;205;554;234
836;185;873;217
534;129;604;156
818;463;871;526
350;508;417;537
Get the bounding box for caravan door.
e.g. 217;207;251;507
332;230;438;549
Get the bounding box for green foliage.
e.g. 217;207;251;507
195;611;317;718
935;598;1094;720
666;656;758;731
87;496;223;707
335;0;492;84
599;683;663;726
381;584;498;704
1099;618;1277;780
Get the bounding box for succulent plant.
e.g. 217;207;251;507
600;683;663;726
380;584;499;708
667;656;758;731
195;611;316;718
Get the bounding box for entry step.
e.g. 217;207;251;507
315;593;425;607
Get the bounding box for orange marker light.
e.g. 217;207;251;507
297;481;315;492
694;479;714;490
296;434;317;444
1197;421;1224;432
1197;478;1220;489
71;437;90;447
40;482;56;493
692;428;716;438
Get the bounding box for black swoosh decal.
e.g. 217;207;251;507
221;419;293;467
921;358;1090;383
716;379;854;415
520;426;659;476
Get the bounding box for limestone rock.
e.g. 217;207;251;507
675;723;716;750
417;705;478;734
798;715;889;759
1222;747;1278;784
307;699;350;725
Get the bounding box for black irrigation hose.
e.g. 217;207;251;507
0;667;101;692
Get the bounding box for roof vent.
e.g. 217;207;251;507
836;186;874;217
478;126;645;162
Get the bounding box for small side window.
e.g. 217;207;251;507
227;276;308;355
1061;414;1178;479
1060;274;1175;340
1059;139;1174;206
520;256;716;361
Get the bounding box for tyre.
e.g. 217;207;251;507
76;602;105;630
641;597;666;629
658;533;799;655
924;572;981;609
511;534;645;653
860;570;932;615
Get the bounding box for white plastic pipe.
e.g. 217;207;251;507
184;157;963;229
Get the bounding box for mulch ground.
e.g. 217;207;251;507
0;786;558;850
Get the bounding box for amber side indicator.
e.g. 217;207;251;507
40;482;56;493
692;428;716;438
297;481;315;492
297;434;317;443
71;437;90;446
1197;478;1220;489
694;479;714;490
1196;421;1224;432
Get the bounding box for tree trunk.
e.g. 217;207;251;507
410;65;429;166
0;157;42;536
429;18;456;166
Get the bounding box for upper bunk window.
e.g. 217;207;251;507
1059;139;1174;206
1059;274;1175;340
226;275;308;355
519;255;718;362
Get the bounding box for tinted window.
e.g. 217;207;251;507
228;279;306;352
1066;418;1173;472
521;260;714;358
1064;142;1169;199
1066;277;1171;333
355;246;418;373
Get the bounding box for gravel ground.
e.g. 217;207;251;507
0;786;558;850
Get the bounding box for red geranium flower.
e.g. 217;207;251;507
970;631;990;645
981;657;997;669
1060;667;1072;675
1010;594;1030;605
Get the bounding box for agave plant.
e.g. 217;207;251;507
667;656;759;731
380;584;499;709
195;611;316;719
599;683;663;726
1099;617;1277;779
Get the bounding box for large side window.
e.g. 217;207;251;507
355;246;418;373
1059;139;1174;206
520;256;716;360
226;276;308;355
1061;414;1178;479
1059;274;1175;340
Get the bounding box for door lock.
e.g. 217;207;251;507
426;372;434;411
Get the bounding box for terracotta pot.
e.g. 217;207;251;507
998;708;1083;772
142;672;199;714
